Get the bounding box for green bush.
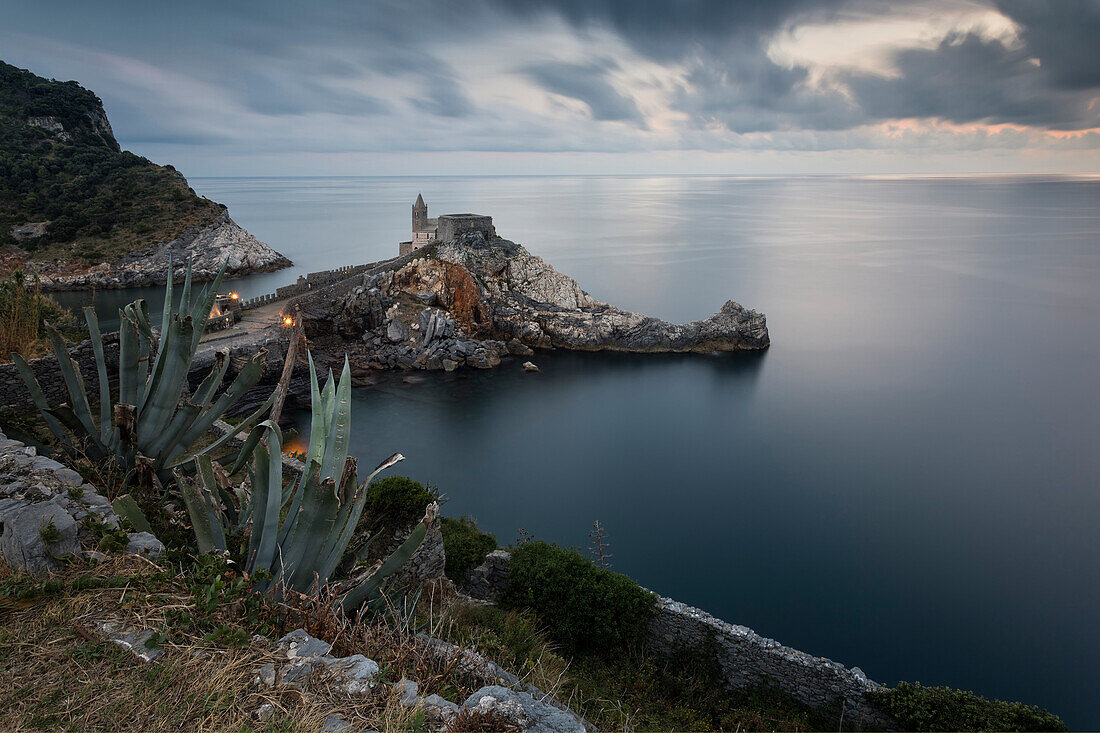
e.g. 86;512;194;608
365;476;439;530
440;516;497;580
869;681;1067;732
499;541;656;656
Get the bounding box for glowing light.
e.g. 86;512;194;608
283;316;294;326
231;293;239;300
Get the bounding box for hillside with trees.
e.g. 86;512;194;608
0;60;223;266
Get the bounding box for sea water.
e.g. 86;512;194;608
57;175;1100;727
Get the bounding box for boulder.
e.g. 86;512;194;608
464;686;587;733
125;532;164;560
0;500;80;575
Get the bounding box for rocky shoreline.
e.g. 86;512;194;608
302;233;768;372
31;209;291;291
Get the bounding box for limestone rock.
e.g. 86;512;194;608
125;532;164;560
37;211;291;291
506;339;534;356
419;694;461;726
463;686;587;733
522;361;539;373
0;500;80;575
324;653;380;694
95;620;164;663
320;714;356;732
275;628;332;659
396;678;420;707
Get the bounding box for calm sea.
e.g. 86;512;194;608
59;175;1100;727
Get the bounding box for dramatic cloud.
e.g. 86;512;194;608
1;0;1096;174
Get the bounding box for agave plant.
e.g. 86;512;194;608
13;261;275;488
181;353;430;614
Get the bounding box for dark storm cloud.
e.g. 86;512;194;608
843;32;1096;129
993;0;1100;90
525;61;644;122
492;0;1100;133
490;0;824;57
2;0;1098;161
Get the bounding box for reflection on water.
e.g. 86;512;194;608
66;176;1100;727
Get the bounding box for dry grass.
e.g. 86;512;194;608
0;558;510;733
0;272;74;362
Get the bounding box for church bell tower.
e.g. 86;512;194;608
412;193;427;233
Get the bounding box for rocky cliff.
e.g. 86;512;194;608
35;209;292;290
302;233;768;372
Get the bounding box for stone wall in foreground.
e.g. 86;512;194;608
0;334;120;413
647;597;895;729
463;550;895;729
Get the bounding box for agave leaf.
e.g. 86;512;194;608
189;261;228;351
247;431;284;576
143;400;201;464
280;474;339;593
83;308;112;444
339;518;428;614
180;470;225;555
193;351;230;408
319;358;352;485
280;353;326;545
169;350;268;457
159;257;174;349
136;314;196;447
178;258;193;318
117;318;140;407
166;387;276;468
111;494;152;534
316;453;405;582
193;456;228;552
44;323;99;447
12;353;70;448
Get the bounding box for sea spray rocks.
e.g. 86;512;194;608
304;233;768;373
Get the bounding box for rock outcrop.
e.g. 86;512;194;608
0;429;163;575
303;233;768;372
37;209;292;290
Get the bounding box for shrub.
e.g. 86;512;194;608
365;476;439;530
441;516;497;580
499;541;656;656
869;681;1067;732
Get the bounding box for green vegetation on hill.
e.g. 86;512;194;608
0;60;222;264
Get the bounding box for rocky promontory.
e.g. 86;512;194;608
301;233;768;372
34;209;292;290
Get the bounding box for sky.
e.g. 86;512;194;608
2;0;1099;176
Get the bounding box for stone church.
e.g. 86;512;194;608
400;194;495;256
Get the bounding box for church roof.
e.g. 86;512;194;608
415;193;425;207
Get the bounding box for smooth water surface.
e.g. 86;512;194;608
69;176;1100;727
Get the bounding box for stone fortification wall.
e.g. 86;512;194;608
289;247;430;314
240;263;381;311
0;335;120;413
463;550;894;728
436;215;494;243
